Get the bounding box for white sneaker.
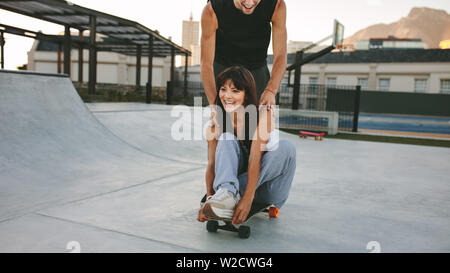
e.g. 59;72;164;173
203;188;240;220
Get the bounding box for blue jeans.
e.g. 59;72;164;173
213;133;296;208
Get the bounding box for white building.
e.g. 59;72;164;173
287;40;331;53
277;49;450;93
27;38;174;87
181;13;200;66
190;44;201;67
29;37;450;95
287;40;312;53
355;36;427;51
179;49;450;94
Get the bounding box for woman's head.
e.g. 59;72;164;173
214;66;259;143
214;66;258;113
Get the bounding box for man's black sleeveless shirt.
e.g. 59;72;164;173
209;0;278;69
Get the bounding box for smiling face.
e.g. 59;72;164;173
233;0;261;15
214;66;259;136
219;79;245;113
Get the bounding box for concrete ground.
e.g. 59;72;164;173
0;71;449;253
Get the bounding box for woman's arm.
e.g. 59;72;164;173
232;107;274;224
205;143;216;197
245;107;274;199
205;123;219;197
198;124;219;223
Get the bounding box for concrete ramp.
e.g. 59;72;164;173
0;70;200;221
88;103;209;165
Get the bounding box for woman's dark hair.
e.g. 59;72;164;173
214;66;259;154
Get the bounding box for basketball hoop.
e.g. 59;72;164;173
332;20;345;48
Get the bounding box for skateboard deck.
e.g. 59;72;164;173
200;194;279;239
299;130;325;140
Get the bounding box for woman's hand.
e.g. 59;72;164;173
197;205;211;223
232;195;254;225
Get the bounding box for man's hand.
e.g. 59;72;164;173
232;195;254;225
259;89;276;110
206;106;221;141
209;105;220;128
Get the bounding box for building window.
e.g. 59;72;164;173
378;79;390;91
414;79;427;93
357;78;368;90
440;79;450;94
307;98;317;109
327;77;337;88
308;77;318;93
309;77;318;85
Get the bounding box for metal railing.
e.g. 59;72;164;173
168;81;361;133
277;84;361;132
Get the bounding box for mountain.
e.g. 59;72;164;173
344;7;450;48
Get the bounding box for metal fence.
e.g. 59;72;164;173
171;80;209;106
169;81;361;133
277;84;361;133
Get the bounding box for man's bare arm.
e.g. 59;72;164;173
266;0;287;95
200;2;219;105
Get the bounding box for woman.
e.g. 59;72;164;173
197;66;296;225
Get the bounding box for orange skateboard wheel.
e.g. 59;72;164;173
268;206;279;218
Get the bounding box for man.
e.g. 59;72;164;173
200;0;287;109
198;0;289;224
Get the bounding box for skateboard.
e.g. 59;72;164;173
299;130;325;141
200;194;279;239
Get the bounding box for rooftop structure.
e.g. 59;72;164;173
0;0;191;97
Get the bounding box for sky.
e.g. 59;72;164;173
0;0;449;69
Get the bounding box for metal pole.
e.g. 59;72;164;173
166;81;172;105
78;29;83;83
135;45;141;92
58;42;62;73
167;46;175;105
184;52;188;103
287;45;335;70
298;45;335;67
88;15;97;94
0;31;4;69
170;47;175;84
292;51;303;110
146;36;153;104
276;90;280;105
63;25;71;76
352;85;361;132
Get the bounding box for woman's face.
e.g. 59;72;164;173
219;79;245;113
